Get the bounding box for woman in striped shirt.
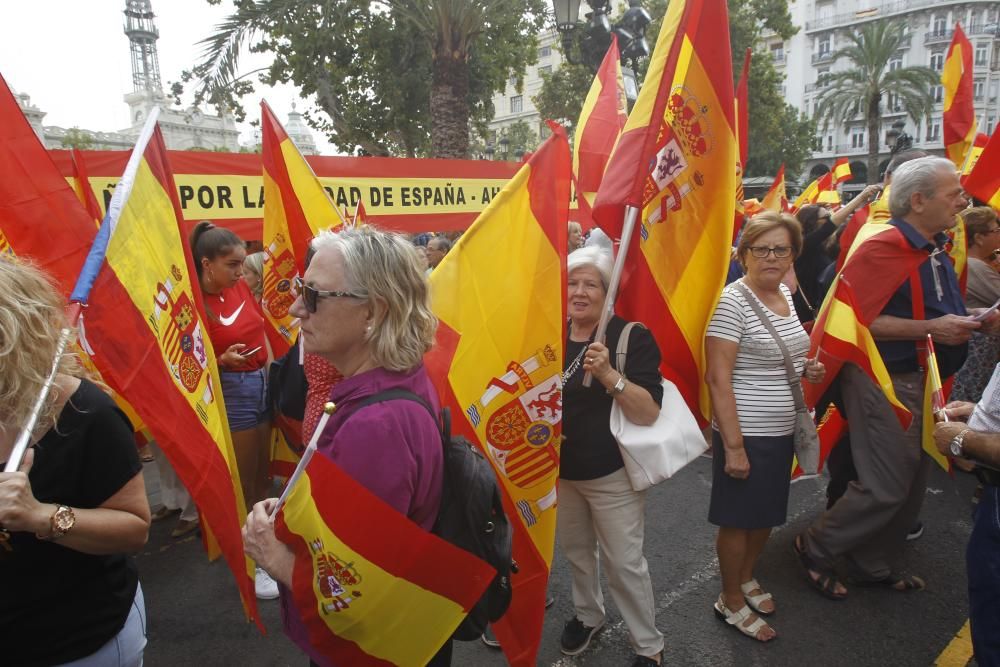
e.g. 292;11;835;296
705;212;825;642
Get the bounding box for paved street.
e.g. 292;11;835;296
139;454;978;666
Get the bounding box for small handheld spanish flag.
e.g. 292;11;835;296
926;334;947;421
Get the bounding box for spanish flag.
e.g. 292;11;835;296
426;124;571;666
70;147;104;227
942;24;978;168
274;448;495;666
761;164;788;212
591;0;738;421
922;335;952;470
962;126;1000;208
831;157;852;184
573;36;628;227
0;72;95;295
961;131;991;176
261;100;343;357
69;110;259;626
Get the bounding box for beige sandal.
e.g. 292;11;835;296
713;594;776;642
741;578;774;616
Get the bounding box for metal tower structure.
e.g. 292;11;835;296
123;0;162;93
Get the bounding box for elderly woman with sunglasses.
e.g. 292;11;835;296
705;212;824;642
242;227;450;666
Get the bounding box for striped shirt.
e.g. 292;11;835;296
706;281;810;436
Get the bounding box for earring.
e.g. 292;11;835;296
365;325;372;335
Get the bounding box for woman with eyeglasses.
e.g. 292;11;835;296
189;221;277;600
242;227;449;665
952;207;1000;403
705;212;824;642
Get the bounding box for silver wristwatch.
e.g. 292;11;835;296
950;429;970;458
607;376;626;395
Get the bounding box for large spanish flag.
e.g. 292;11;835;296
761;164;788;212
942;24;978;168
261;100;343;357
591;0;738;420
573;35;628;227
274;449;495;666
71;147;103;228
69;110;259;625
425;125;571;666
0;72;95;294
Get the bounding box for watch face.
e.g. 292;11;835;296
53;506;75;532
950;439;963;458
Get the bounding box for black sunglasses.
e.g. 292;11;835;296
293;276;363;313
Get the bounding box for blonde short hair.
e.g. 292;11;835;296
243;251;266;299
311;227;437;372
0;258;83;438
737;211;803;269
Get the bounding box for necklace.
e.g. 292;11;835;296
562;345;588;384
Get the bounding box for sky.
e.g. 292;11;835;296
0;0;338;153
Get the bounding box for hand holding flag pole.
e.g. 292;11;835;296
582;206;639;387
269;401;336;519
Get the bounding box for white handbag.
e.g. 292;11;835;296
609;322;707;491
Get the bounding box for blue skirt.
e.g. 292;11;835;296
708;430;794;529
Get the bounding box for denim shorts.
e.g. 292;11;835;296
57;583;146;666
220;368;271;431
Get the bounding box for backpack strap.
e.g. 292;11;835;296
346;388;448;442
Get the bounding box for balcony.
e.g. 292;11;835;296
772;52;786;65
925;29;955;45
812;51;835;65
967;22;1000;37
805;81;830;93
805;0;994;33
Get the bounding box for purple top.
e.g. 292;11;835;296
279;364;444;665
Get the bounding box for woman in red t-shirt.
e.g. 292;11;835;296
190;222;277;600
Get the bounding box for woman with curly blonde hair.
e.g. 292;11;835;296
242;226;451;664
0;258;151;666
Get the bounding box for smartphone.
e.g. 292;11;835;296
240;345;262;358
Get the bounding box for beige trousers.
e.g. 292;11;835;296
557;467;664;657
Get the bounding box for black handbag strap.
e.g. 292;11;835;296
734;282;807;413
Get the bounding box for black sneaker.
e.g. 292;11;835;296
631;655;661;667
480;626;500;649
545;595;555;609
560;617;604;656
906;521;924;541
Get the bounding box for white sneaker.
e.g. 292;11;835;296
255;567;279;600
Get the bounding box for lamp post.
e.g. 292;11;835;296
885;119;913;156
552;0;652;106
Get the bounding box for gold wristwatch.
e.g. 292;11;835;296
38;505;76;541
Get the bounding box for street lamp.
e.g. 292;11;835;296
499;134;510;160
552;0;652;106
485;142;495;160
885;119;913;155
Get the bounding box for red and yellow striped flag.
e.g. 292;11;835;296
922;335;952;470
943;23;978;168
426;125;570;666
573;35;628;227
961;131;990;176
761;164;788;212
261;100;343;357
832;157;852;184
962;126;1000;208
69;113;259;625
792;170;834;211
71;147;103;227
591;0;738;421
275;450;494;666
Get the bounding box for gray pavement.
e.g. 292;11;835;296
138;454;978;666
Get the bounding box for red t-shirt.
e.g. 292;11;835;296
203;281;267;370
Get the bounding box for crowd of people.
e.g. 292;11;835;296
0;154;998;666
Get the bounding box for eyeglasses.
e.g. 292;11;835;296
293;276;363;313
747;246;793;259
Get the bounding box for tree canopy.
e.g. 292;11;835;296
186;0;547;158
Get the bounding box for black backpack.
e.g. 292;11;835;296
353;389;516;641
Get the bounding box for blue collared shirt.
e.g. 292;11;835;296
877;219;968;378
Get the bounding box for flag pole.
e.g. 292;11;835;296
583;204;639;387
269;401;336;519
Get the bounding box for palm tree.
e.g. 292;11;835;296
193;0;537;158
813;20;937;182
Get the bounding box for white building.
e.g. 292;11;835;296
762;0;1000;188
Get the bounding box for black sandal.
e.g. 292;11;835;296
793;534;847;601
854;574;925;592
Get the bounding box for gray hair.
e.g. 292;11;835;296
567;245;613;291
889;156;957;218
311;226;437;372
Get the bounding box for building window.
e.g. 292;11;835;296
933;85;944;103
818;34;831;56
509;76;517;87
932;16;947;35
771;43;784;62
927;123;941;141
851;127;865;149
930;52;944;71
510;95;523;113
539;45;551;58
815;135;823;151
990;81;999;101
976;43;989;66
886;93;902;112
889;55;903;71
538;65;552;76
827;135;833;151
988;116;996;135
974;80;985;99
